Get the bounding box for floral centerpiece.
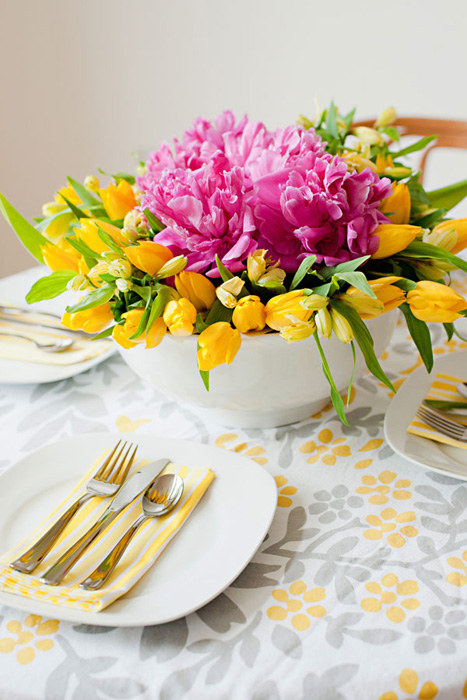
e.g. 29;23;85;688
2;104;467;424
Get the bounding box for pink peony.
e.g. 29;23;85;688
138;111;391;274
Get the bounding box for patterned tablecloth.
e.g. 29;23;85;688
2;269;467;700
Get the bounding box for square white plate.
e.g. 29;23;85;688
0;433;277;626
384;350;467;480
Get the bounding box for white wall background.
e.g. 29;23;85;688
1;0;466;276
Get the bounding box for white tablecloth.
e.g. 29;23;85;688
1;268;467;700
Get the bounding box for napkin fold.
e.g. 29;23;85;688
407;371;467;449
0;320;111;365
0;456;214;612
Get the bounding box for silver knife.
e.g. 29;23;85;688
0;309;101;341
40;458;171;586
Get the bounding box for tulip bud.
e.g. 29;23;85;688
125;241;173;277
412;262;448;282
407;281;467;323
66;274;87;292
99;181;137;221
232;296;266;333
353;126;385;146
42;201;67;217
422;227;458;252
301;294;329;311
87;261;109;287
343;152;377;174
247;250;268;282
62;303;113;334
431;219;467;255
371;224;422;259
115;278;131;293
340;276;405;319
123;210;150;238
163;298;197;336
174;271;216;311
107;259;132;279
216;277;245;308
380;183;411;225
136;163;148;177
297;114;314;130
197;322;241;371
156;255;187;279
340;293;384;316
84;175;100;193
315;308;332;338
280;317;317;343
102;251;122;262
265;290;313;331
330;308;354;343
384;166;412;179
375;107;397;128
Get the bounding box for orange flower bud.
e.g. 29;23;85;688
379;183;411;225
62;303;113;334
197;322;241;371
99;181;137;220
174;271;216;311
432;219;467;255
232;295;266;333
371;224;421;259
407;281;467;323
125;241;173;276
163;298;197;336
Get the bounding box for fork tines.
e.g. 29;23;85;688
417;405;467;441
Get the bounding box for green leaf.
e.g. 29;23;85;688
331;300;396;393
90;325;115;340
424;399;467;411
65;283;115;313
393;278;417;291
321;256;370;280
25;270;77;303
443;322;454;341
143;208;165;233
313;332;349;425
59;194;89;220
289;255;317;290
415;208;447;229
407;177;429;216
199;368;210;391
0;192;48;263
347;341;357;406
327;101;339;140
67;177;100;207
427;179;467;212
312;282;332;297
35;211;75;237
66;236;100;261
129;307;150;340
195;313;208;333
215;255;234;282
390;135;437;159
204;299;233;325
146;286;172;330
334;271;376;298
402;241;467;275
96;226;124;255
342;107;356;131
381;126;400;142
133;285;152;305
98;168;135;185
399;302;433;372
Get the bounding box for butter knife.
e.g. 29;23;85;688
40;458;170;586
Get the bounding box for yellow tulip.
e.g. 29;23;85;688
41;212;75;242
156;255;187;279
42;201;67;217
341;276;405;319
315;308;332;338
125;241;173;277
216;277;245;308
76;218;128;255
379;183;411;225
84;175;100;193
371;224;422;259
330;308;354;343
197;322;241;371
432;219;467;255
353;126;385;146
174;271;216;311
87;261;109;287
107;259;132;279
99;181;137;220
265;290;314;331
55;185;81;206
163;298;197;336
375;154;394;174
122;210;150;241
343;152;377;174
232;296;266;333
41;242;81;272
375;107;397;128
112;309;166;349
280;317;317;343
407;281;467;323
62;303;113;334
423;226;458;252
246;249;286;286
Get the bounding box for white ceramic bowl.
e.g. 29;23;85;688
116;312;396;428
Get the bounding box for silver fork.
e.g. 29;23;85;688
0;332;73;353
417;405;467;441
10;441;137;574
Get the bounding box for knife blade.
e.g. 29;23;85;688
40;457;171;586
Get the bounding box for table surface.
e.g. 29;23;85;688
2;268;467;700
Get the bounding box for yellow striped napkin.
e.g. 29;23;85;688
0;457;214;612
0;320;112;365
407;372;467;449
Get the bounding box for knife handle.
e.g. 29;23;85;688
10;493;93;574
80;514;148;590
40;510;119;586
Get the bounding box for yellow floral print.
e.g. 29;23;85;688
359;439;384;452
267;580;326;631
379;668;438;700
116;415;151;432
300;429;351;466
364;508;418;548
446;549;467;587
361;574;420;622
0;615;59;665
274;476;297;508
356;471;412;505
354;459;373;470
215;433;268;465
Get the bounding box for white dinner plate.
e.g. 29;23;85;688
0;267;115;384
384;349;467;481
0;433;277;626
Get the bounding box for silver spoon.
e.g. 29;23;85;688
0;332;73;353
79;473;184;590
